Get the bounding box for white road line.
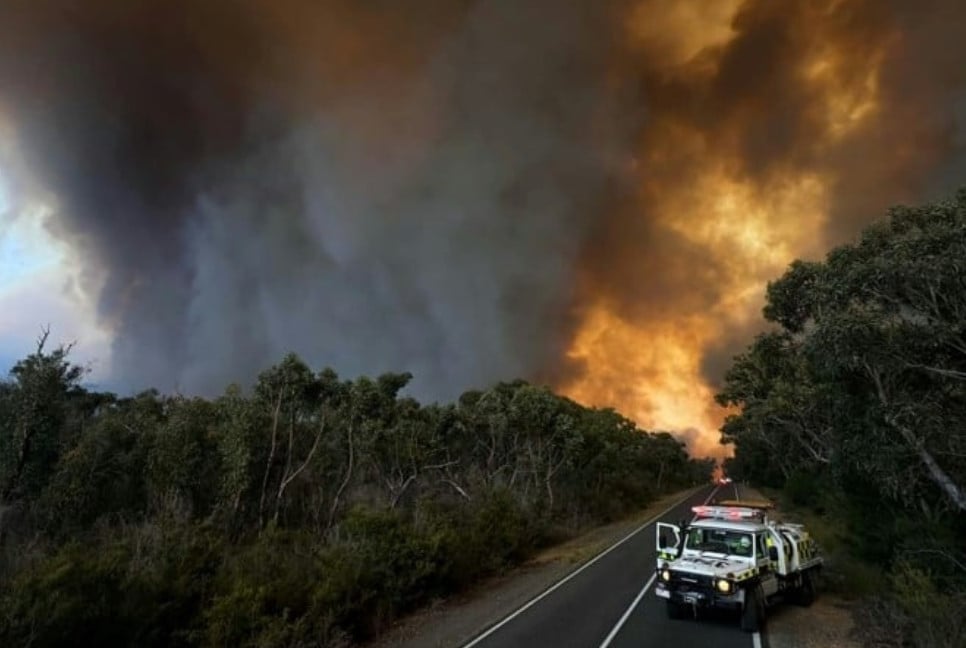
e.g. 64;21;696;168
744;482;764;648
594;485;722;648
740;483;764;648
460;485;716;648
598;574;656;648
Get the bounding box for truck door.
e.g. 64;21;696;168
756;532;779;597
656;522;681;566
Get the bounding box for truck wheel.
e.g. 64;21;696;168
740;586;766;633
795;570;816;607
666;600;685;620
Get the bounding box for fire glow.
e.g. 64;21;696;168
559;0;888;458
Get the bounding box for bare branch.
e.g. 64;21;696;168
389;474;417;509
275;415;326;522
907;364;966;381
900;548;966;574
441;478;471;501
423;460;459;471
36;325;50;354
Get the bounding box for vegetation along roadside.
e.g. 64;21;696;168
0;335;712;647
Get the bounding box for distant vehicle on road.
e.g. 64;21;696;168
716;476;733;485
654;500;822;632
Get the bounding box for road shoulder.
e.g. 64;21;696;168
737;487;861;648
366;486;705;648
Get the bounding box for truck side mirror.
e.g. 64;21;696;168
769;547;779;561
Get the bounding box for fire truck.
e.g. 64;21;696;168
654;500;822;632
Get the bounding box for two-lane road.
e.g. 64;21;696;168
462;484;760;648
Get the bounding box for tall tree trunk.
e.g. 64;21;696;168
866;361;966;513
545;466;554;512
258;393;284;528
275;417;325;524
890;418;966;513
327;421;354;531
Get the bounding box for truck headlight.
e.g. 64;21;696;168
716;578;731;593
661;569;671;582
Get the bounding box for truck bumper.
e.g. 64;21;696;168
655;581;744;610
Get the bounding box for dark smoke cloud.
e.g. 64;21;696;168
2;0;966;421
823;0;966;243
0;0;636;399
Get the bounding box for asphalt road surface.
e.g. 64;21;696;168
461;483;764;648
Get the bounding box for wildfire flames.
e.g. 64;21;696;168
561;0;897;458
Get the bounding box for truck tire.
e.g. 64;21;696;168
740;586;766;633
666;600;686;620
794;569;816;607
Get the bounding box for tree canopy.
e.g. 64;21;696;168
0;338;711;646
718;189;966;645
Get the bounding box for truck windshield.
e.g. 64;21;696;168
685;528;753;557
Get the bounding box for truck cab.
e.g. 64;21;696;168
654;501;822;632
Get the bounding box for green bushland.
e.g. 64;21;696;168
762;485;887;599
720;190;966;648
0;336;713;647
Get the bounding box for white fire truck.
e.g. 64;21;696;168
654;500;822;632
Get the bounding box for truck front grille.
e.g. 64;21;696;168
669;572;715;593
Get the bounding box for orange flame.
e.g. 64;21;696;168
559;0;890;458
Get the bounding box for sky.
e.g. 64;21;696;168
1;0;965;459
0;170;111;384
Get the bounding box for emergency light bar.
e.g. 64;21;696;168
715;499;773;510
691;505;765;520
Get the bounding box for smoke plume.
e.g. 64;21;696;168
1;0;965;456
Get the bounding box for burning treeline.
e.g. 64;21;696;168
1;0;964;457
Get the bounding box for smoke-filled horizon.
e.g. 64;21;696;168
2;0;965;457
